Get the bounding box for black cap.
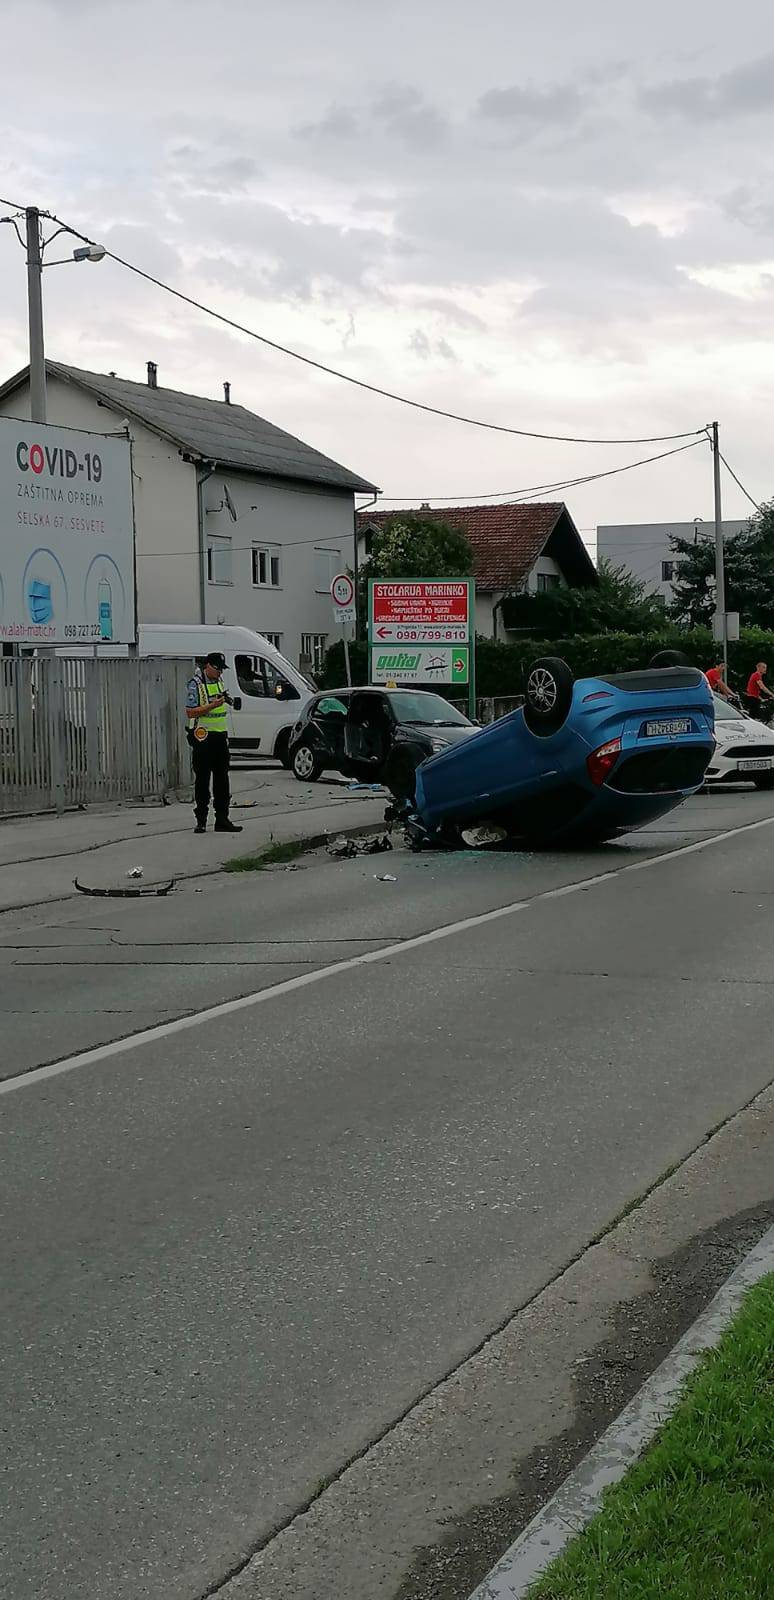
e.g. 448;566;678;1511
205;651;227;669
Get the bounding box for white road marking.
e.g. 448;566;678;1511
3;812;774;1099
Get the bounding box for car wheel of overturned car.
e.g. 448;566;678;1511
648;650;690;668
523;656;574;736
291;742;321;782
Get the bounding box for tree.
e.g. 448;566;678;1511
357;514;474;632
670;503;774;629
501;558;666;637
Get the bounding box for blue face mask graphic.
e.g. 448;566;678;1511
27;578;54;625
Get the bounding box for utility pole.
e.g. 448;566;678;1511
710;421;727;676
25;207;46;423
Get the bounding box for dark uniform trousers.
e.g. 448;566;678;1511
191;733;231;824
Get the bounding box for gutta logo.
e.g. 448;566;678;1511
27;578;54;625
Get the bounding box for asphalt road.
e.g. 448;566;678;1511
3;789;774;1599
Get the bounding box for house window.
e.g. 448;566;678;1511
301;633;328;673
207;534;232;584
537;572;560;592
252;545;281;587
263;632;283;650
661;560;675;582
314;547;340;593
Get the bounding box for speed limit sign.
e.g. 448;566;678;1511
331;572;355;610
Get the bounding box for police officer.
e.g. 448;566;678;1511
185;652;243;834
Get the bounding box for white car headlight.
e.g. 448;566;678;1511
430;736;449;752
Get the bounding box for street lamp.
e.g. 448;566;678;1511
0;206;106;423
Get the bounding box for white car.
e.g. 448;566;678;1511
705;694;774;790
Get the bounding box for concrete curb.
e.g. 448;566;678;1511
470;1221;774;1599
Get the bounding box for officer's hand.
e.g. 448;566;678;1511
211;694;226;708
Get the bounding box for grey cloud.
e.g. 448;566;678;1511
414;296;487;331
409;329;431;358
372;84;447;149
295;105;360;141
189;199;387;299
640;53;774;119
477;82;583;125
297;84;446;154
169;146;261;191
408;329;458;363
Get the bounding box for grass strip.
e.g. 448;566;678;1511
222;839;308;872
528;1272;774;1599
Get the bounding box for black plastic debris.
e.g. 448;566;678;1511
73;877;175;898
327;834;393;859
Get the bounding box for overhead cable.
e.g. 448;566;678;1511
41;207;703;449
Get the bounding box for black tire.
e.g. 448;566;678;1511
291;742;321;782
648;650;690;669
384;746;422;802
753;772;774;791
274;728;292;769
523;657;574;736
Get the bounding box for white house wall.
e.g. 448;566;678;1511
597;520;749;601
0;375;200;624
203;470;355;664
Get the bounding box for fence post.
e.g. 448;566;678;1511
47;656;67;814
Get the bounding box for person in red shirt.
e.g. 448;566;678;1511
705;661;733;700
746;661;774;719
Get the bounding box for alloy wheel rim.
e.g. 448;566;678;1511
528;667;558;711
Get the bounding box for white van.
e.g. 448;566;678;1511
136;625;314;764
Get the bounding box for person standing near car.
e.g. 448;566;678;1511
745;661;774;720
185;652;243;834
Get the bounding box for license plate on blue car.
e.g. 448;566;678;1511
644;718;691;737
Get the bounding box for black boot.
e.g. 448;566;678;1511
214;818;242;833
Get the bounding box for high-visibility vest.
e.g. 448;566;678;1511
196;676;228;734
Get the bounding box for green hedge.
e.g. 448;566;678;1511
322;631;774;698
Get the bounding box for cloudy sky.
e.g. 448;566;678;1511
2;0;773;551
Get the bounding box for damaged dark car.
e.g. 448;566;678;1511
288;687;476;786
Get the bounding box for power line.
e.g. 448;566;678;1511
375;438;706;509
719;452;762;513
40;206;703;449
136;438;705;560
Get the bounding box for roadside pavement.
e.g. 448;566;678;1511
0;760;385;913
3;791;774;1600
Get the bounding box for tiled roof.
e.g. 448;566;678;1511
0;362;378;493
358;502;594;590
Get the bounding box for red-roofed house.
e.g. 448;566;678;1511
357;501;597;639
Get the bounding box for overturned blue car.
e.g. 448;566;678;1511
394;656;715;847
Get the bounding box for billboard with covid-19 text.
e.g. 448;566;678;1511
0;416;136;646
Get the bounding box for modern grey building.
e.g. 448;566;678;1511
597;519;750;602
0;360;378;671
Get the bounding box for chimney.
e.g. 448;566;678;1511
223;381;231;404
147;361;158;389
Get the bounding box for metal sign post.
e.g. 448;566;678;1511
331;572;356;687
367;579;475;713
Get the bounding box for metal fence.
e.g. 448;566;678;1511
0;656;191;816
